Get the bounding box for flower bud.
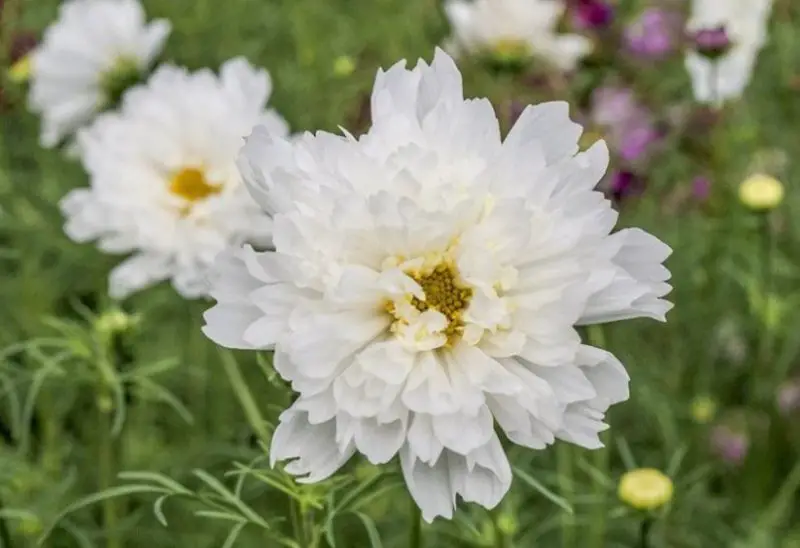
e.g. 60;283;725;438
618;468;673;511
738;173;784;211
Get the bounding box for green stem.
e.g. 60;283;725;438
409;498;422;548
586;326;608;548
186;304;207;440
302;504;315;548
638;518;653;548
97;392;122;548
38;388;61;473
218;350;271;446
289;500;301;546
0;495;13;548
493;517;508;548
759;213;775;368
557;444;575;548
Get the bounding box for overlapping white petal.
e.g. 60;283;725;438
203;49;672;521
29;0;171;147
443;0;592;70
685;0;774;104
62;58;289;299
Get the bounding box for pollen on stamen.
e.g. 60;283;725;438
408;262;473;346
169;167;221;203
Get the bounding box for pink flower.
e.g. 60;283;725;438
624;8;681;59
591;86;660;163
609;170;645;202
691;26;732;59
710;425;749;466
692;176;712;201
572;0;614;30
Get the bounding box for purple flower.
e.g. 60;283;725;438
609;170;645;201
692;26;732;59
591;86;661;163
692;176;712;201
624;8;680;58
619;124;661;163
591;86;639;128
710;425;749;466
572;0;614;30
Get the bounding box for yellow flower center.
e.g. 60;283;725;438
169;168;221;204
490;39;531;61
409;262;473;346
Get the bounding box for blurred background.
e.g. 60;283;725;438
1;0;800;546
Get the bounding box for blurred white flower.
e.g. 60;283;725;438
203;49;672;522
685;0;774;104
29;0;171;148
62;58;289;299
443;0;592;70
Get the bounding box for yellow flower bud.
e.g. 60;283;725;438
738;173;784;211
618;468;673;511
690;395;717;424
9;54;32;83
95;308;137;337
333;55;356;78
496;512;518;536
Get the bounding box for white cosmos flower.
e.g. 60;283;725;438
29;0;171;148
203;49;672;522
62;57;289;299
443;0;592;70
685;0;774;104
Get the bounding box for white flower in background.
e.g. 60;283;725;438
685;0;774;104
443;0;592;70
203;49;672;521
61;58;289;299
29;0;171;148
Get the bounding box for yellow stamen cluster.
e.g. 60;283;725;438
410;263;473;346
491;39;531;61
169;168;221;205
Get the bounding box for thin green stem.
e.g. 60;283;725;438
218;350;271;446
492;516;508;548
586;326;608;548
557;444;575;548
759;213;775;368
38;388;61;473
409;498;422;548
302;504;315;548
638;518;653;548
0;495;13;548
97;391;122;548
289;500;301;546
186;304;207;440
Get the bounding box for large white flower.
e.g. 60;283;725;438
443;0;592;70
29;0;171;148
685;0;774;104
203;49;672;521
62;57;289;299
